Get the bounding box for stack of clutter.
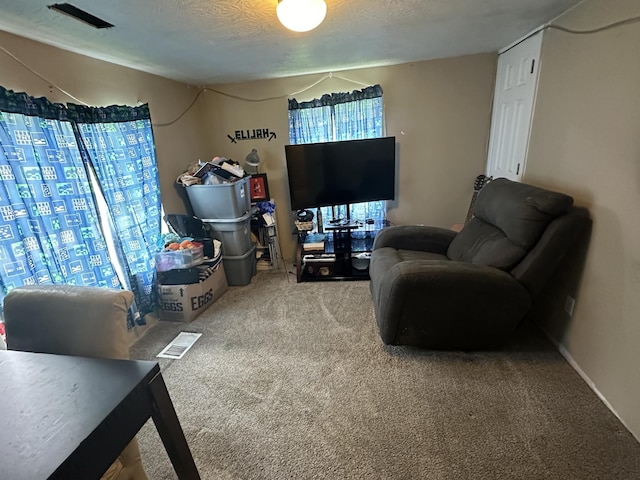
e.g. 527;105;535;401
177;157;245;187
183;180;258;287
155;219;228;322
193;157;245;185
251;201;279;270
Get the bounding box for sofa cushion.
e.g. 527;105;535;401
446;217;527;270
447;178;574;270
473;178;574;250
369;247;448;308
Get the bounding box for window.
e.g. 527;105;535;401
0;87;161;328
287;84;386;222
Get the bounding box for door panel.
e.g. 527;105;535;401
487;32;543;181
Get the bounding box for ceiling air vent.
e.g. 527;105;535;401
47;3;114;29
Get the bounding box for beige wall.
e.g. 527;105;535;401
525;0;640;439
203;54;497;258
0;30;210;215
1;31;496;260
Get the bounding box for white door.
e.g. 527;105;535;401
486;32;543;181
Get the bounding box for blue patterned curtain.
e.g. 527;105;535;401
0;88;121;312
288;85;386;221
288;104;333;144
67;104;162;322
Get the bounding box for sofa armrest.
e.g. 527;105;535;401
372;225;457;254
374;260;531;348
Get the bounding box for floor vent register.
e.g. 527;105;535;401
157;332;202;359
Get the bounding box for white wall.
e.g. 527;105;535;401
525;0;640;440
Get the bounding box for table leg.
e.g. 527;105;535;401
148;372;201;479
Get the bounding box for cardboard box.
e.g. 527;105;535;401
157;263;228;322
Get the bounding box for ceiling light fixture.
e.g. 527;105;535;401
277;0;327;33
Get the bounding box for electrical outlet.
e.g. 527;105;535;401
564;295;576;316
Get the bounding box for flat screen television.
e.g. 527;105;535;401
285;136;396;211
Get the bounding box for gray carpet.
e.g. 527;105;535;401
131;270;640;479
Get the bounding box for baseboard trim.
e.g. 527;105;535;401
541;328;639;443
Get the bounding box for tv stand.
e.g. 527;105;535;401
324;219;360;230
294;221;386;282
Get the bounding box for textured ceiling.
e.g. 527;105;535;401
0;0;582;85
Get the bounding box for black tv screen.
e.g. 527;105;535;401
285;137;396;211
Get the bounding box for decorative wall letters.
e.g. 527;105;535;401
227;128;277;143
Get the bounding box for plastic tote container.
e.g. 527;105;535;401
155;245;204;272
222;243;257;286
202;207;256;256
185;177;250;219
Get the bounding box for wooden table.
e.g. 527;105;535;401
0;350;200;479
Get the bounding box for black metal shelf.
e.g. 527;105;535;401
295;223;384;283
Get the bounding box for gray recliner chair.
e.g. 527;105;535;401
369;178;591;350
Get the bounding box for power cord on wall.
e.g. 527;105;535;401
207;72;370;103
0;41;373;126
502;14;640;53
151;88;206;127
0;44;90;106
154;72;371;127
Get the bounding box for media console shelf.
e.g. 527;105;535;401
294;220;387;282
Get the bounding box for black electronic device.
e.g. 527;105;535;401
284;137;396;211
295;209;314;222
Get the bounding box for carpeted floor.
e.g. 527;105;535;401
131;270;640;479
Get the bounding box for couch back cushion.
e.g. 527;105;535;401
447;178;574;270
4;285;134;360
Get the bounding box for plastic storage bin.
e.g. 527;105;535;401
163;214;214;258
155;245;204;272
203;207;256;256
222;243;257;286
185;177;250;219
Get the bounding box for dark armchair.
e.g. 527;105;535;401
369;178;591;350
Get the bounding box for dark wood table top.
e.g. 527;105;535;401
0;350;160;479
